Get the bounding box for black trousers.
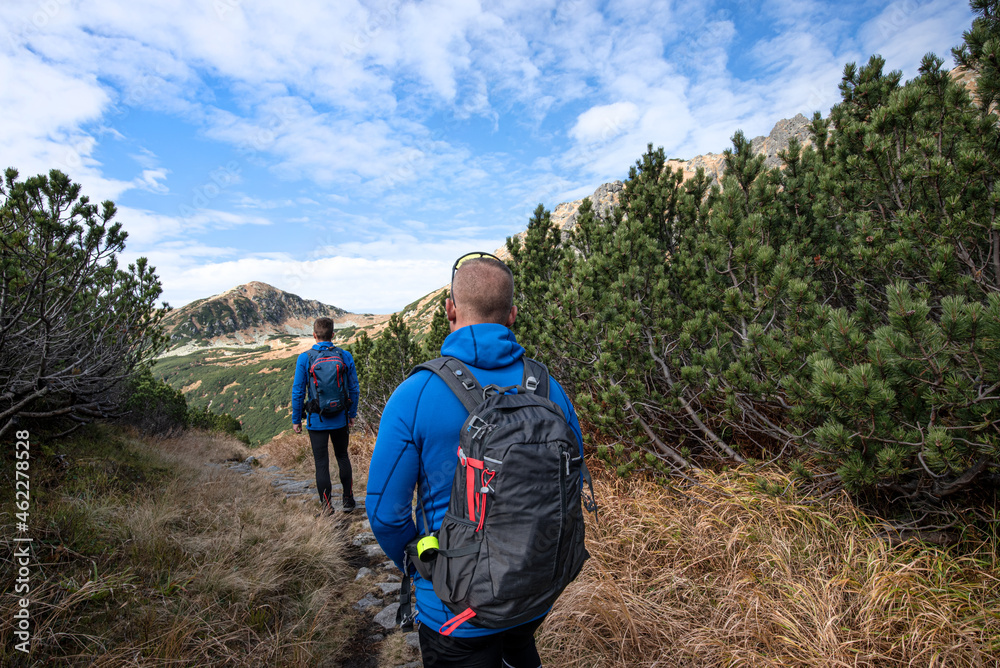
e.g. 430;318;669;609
417;616;546;668
308;426;353;508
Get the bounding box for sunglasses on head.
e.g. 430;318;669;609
450;251;507;306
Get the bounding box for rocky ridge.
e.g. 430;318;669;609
507;113;813;249
750;113;814;168
161;281;388;354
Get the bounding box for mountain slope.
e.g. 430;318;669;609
161;281;388;354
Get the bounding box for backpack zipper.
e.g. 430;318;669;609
556;450;569;565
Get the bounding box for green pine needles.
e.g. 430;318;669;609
506;2;1000;516
1;168;168;440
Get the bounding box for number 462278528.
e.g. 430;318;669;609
15;430;30;522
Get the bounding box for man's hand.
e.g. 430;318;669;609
348;417;356;429
293;423;302;434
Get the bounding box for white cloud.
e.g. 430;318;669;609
0;43;119;188
570;102;641;144
167;255;446;313
132;168;170;193
117;206;271;247
860;0;972;75
155;242;498;313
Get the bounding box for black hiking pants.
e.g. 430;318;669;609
417;615;546;668
308;426;353;509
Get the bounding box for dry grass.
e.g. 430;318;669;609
256;428;376;495
0;427;363;667
12;424;994;667
257;431;315;472
538;465;1000;667
377;630;421;667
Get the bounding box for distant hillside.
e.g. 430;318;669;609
161;281;389;355
154;346;299;445
154;282;450;444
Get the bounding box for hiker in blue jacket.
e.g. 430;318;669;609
293;317;360;514
366;253;584;668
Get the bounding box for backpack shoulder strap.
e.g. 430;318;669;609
521;357;550;398
409;356;483;413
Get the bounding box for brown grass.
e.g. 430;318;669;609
0;428;363;667
538;465;1000;667
257;431;315;472
256;428;376;494
13;425;994;667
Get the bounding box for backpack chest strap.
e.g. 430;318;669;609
409;356;551;413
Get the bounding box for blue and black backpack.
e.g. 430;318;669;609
397;356;597;635
304;346;350;418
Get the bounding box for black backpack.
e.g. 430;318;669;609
303;346;350;418
397;356;597;635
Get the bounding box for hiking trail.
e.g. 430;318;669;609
217;453;422;668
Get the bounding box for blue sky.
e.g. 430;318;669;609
2;0;975;313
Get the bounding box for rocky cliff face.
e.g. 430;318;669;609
750;113;813;168
512;113;814;246
162;281;361;349
658;113;812;188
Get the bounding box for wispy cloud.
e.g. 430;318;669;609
117;206;271;247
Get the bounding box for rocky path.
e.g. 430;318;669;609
223;454;422;668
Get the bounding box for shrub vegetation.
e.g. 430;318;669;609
0;169;166;440
0;426;357;666
507;8;1000;522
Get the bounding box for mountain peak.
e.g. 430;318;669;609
225;280;278;292
218;281;288;300
162;283;349;351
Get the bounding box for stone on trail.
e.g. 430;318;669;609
354;593;381;612
373;602;399;630
364;543;386;558
376;582;400;595
352;532;376;546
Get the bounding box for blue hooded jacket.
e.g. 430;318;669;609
365;323;584;637
292;342;360;430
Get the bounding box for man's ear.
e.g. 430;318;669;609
505;304;517;328
446;297;458;330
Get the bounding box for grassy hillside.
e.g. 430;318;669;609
153;346;300;445
539;465;1000;666
7;425;994;666
152;291;448;446
0;425;362;666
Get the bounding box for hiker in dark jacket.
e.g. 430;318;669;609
292;317;360;514
366;253;584;667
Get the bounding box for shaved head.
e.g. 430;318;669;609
451;257;515;326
